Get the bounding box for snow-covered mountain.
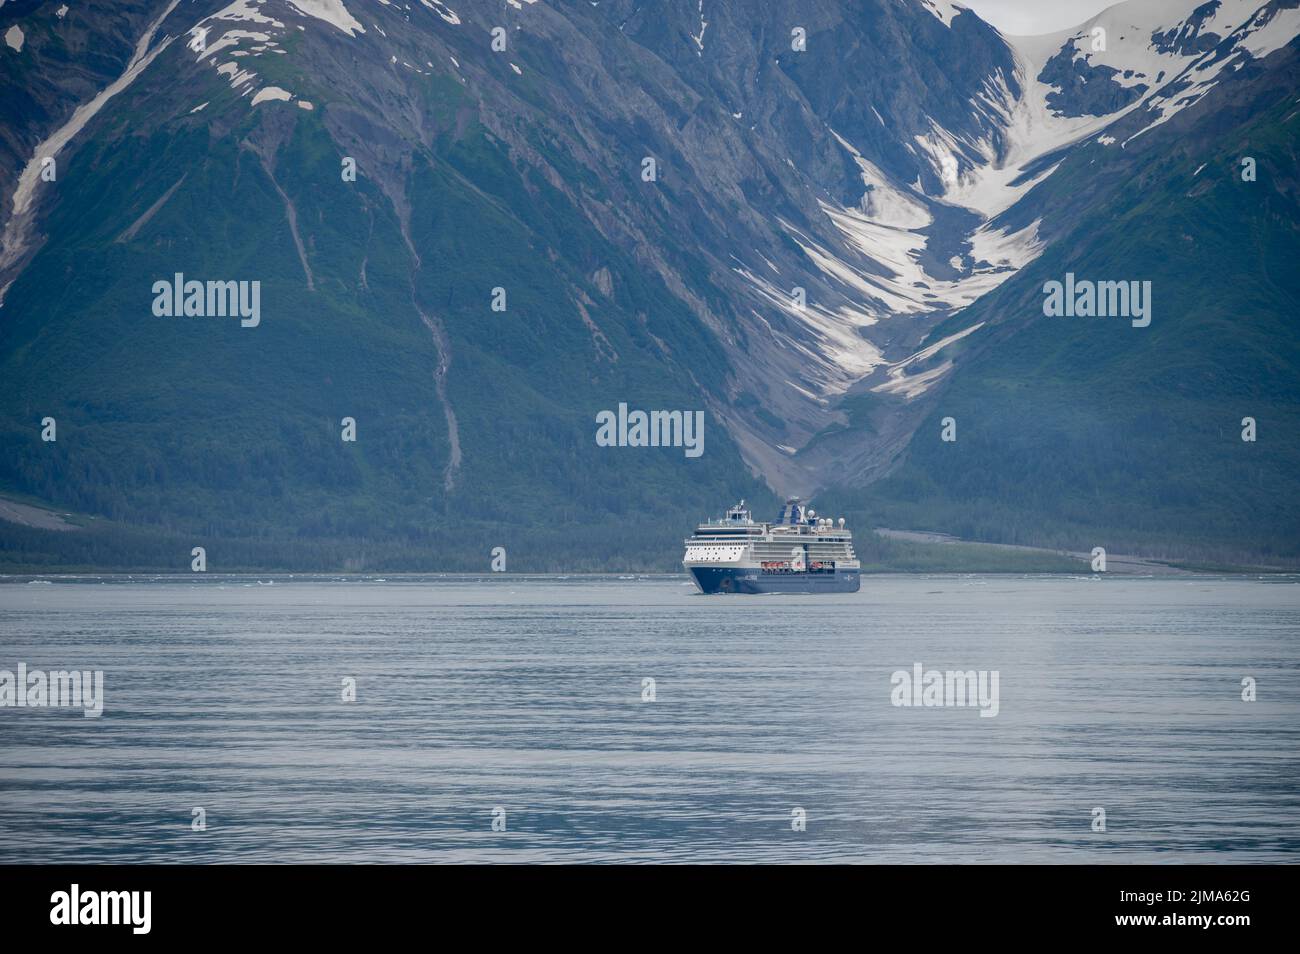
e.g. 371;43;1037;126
793;0;1300;392
0;0;1297;568
734;0;1300;490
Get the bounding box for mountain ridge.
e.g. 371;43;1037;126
0;0;1296;570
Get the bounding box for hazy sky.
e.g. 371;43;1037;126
960;0;1120;35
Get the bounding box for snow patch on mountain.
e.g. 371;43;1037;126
286;0;363;36
731;257;885;396
731;2;1297;423
870;322;985;399
692;1;708;55
1011;0;1300;146
737;190;1036;400
251;85;293;105
898;2;1300;217
194;1;349;100
418;0;461;26
207;0;284;28
1042;0;1257;91
831;130;931;229
800;0;1300;412
194;0;283;86
1239;3;1300;56
216;61;258;90
917;63;1123;219
968;217;1045;274
1121;2;1300;143
207;29;275;59
0;0;183;305
734;101;1050;402
919;0;967;27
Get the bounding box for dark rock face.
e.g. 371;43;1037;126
1040;52;1147;117
1152;1;1226;55
0;1;164;219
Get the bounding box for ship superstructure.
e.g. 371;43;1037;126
683;499;862;594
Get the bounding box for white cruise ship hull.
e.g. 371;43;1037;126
688;564;861;594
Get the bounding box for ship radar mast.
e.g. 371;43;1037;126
726;500;752;524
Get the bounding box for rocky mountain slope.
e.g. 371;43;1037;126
0;0;1296;569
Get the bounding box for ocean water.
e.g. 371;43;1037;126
0;574;1297;863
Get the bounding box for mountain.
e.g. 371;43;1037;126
0;0;1296;571
811;0;1300;564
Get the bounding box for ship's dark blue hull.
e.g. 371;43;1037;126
689;566;861;594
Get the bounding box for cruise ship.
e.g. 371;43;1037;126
683;499;861;593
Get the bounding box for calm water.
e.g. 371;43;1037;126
0;574;1297;863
